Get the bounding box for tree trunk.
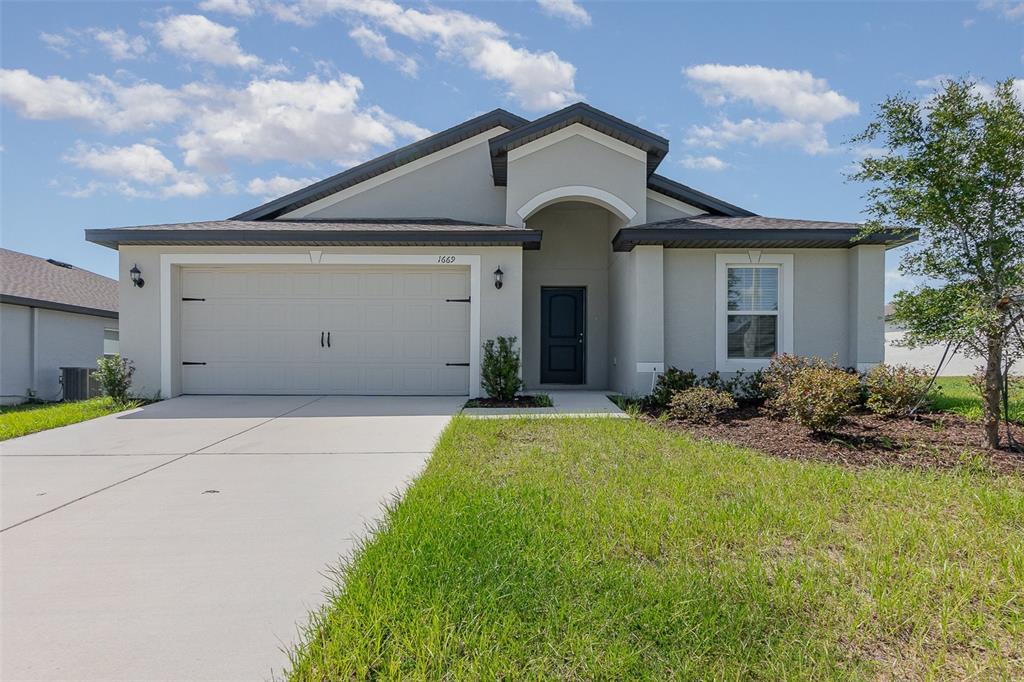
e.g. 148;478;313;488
983;335;1004;449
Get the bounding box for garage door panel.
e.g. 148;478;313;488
180;266;470;395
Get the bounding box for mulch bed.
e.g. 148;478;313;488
644;406;1024;476
465;395;552;409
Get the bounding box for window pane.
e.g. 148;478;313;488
727;315;777;358
103;328;120;356
727;267;778;312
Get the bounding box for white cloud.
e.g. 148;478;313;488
199;0;257;17
39;32;72;56
349;25;418;76
64;142;208;197
687;118;831;155
684;64;858;122
92;28;148;60
979;0;1024;21
1;67;429;195
679;154;729;171
176;74;429;171
155;14;261;69
268;0;581;110
246;174;318;198
682;64;857;155
537;0;592;27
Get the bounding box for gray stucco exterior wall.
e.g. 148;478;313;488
282;133;508;225
663;248;885;375
1;302;116;404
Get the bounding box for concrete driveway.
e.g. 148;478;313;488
0;395;462;682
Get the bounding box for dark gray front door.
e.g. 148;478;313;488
541;287;586;384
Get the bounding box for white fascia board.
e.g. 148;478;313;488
646;188;704;216
506;123;647;164
282;128;508;219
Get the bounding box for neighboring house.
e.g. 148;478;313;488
0;248;119;404
85;103;913;399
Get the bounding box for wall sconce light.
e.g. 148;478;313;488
129;264;145;288
493;266;504;290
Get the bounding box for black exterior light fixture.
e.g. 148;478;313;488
129;264;145;288
493;266;504;290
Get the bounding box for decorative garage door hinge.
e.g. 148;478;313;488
181;297;205;301
445;297;471;303
445;362;470;367
182;361;207;366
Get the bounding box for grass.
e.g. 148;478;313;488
933;376;1024;423
288;417;1024;680
0;397;135;441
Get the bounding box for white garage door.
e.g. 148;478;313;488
179;266;470;395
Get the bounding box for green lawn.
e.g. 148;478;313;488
933;376;1024;423
0;398;133;441
288;417;1024;680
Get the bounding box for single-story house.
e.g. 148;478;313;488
0;248;119;404
85;103;914;399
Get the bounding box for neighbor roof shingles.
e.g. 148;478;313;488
0;248;118;317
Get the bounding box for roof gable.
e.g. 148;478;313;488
646;175;754;217
489;102;669;185
232;108;528;221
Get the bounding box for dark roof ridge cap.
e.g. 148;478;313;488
231;108;529;222
489;101;669;155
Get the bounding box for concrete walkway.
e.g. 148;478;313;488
462;390;627;418
0;395;462;682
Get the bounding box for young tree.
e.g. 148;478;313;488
849;77;1024;448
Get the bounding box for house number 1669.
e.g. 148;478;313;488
437;256;457;263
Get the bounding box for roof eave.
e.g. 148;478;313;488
646;175;755;217
611;228;918;252
85;228;543;250
0;294;118;319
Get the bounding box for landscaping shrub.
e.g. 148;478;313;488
762;354;820;415
91;356;135;405
480;336;523;401
668;386;736;423
865;363;935;416
730;369;766;403
783;365;861;433
649;367;697;408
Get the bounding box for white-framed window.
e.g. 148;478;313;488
715;254;793;371
103;328;120;356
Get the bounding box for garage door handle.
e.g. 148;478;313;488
321;331;324;348
446;362;469;367
327;332;331;348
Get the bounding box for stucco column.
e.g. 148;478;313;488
847;245;885;371
632;245;665;393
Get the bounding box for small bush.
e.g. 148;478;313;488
762;354;821;415
480;336;523;402
729;369;766;403
649;367;697;408
783;365;861;433
669;387;737;423
92;356;135;405
865;363;935;417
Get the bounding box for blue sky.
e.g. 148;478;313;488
1;0;1020;296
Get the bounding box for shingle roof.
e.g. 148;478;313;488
489;102;670;185
86;218;543;250
612;215;918;251
646;174;754;217
231;109;528;221
0;248;118;317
